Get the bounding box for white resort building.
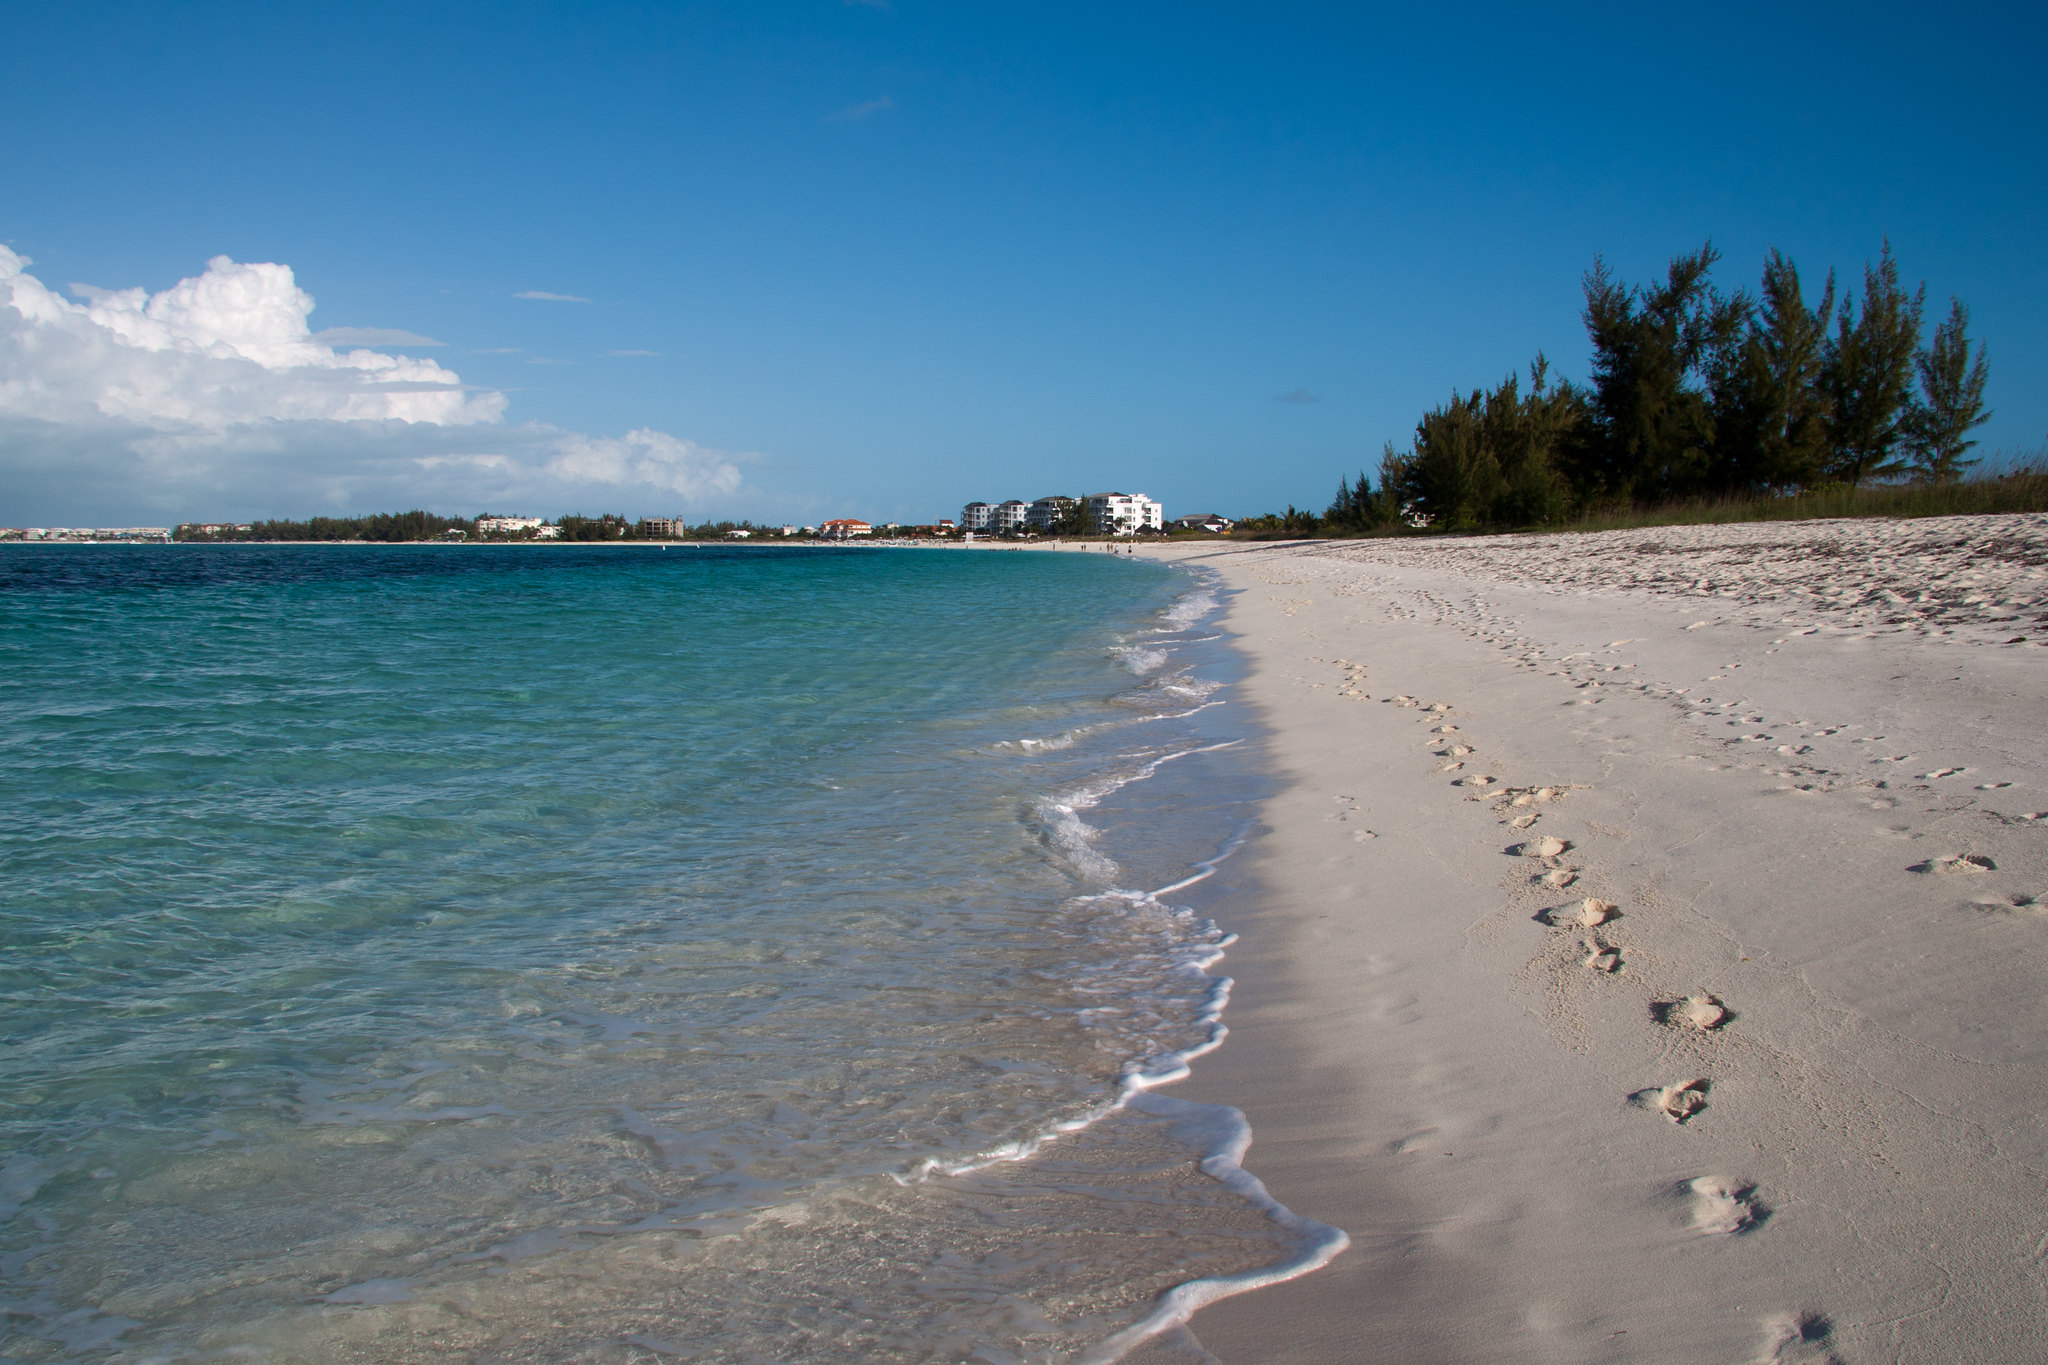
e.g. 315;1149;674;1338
1083;492;1164;535
956;493;1164;536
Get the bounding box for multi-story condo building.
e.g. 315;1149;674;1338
990;500;1030;534
478;516;547;534
1084;492;1165;535
960;502;994;532
1026;496;1076;530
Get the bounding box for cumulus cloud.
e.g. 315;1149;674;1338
514;289;590;302
2;248;499;426
0;245;748;523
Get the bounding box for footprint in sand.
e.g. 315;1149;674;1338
1971;892;2039;913
1440;760;1465;772
1510;813;1539;829
1630;1078;1708;1122
1917;766;1967;779
1910;853;1997;874
1542;897;1618;928
1390;695;1418;707
1685;1175;1765;1235
1977;781;2013;790
1582;937;1622;973
1539;866;1580;889
1752;1310;1838;1364
1652;993;1730;1031
1461;774;1496;788
1446;744;1473;757
1510;836;1571;858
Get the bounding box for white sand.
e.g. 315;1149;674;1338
1129;515;2048;1363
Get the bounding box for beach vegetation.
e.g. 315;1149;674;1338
1240;239;2023;539
174;510;478;542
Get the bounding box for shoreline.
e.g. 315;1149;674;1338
1130;516;2047;1362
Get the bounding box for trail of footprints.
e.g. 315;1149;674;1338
1352;576;2046;917
1387;696;1788;1320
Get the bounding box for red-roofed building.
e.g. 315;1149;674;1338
818;518;872;539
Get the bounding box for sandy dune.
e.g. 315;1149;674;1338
1134;515;2047;1363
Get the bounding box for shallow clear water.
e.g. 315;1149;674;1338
0;544;1324;1363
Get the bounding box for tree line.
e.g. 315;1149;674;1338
1299;241;1995;534
174;511;477;542
173;513;796;542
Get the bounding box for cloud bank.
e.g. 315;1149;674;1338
0;246;744;523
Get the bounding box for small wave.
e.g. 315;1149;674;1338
899;821;1349;1362
1032;741;1243;882
1116;645;1171;675
1157;580;1221;633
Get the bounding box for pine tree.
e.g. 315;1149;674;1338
1574;245;1745;503
1903;298;1991;483
1322;470;1382;532
1822;241;1925;484
1708;251;1834;492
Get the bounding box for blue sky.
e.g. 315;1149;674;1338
4;0;2042;525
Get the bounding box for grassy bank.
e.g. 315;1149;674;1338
1556;465;2048;535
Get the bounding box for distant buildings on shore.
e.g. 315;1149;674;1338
5;496;1225;547
0;527;172;542
959;493;1165;536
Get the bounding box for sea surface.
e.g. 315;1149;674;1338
0;544;1339;1364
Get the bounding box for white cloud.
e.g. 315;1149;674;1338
514;289;591;302
607;348;660;357
0;245;750;523
828;95;894;122
3;247;497;426
546;428;744;500
310;326;446;347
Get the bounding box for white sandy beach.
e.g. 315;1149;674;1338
1132;515;2048;1363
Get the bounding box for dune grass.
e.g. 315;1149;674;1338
1554;465;2048;536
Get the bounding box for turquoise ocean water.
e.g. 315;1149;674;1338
0;545;1338;1363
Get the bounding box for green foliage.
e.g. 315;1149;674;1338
1903;299;1992;483
1571;244;1748;503
1296;238;1997;540
1234;506;1325;538
1322;468;1384;533
1040;497;1088;537
174;511;475;541
1821;241;1926;485
553;513;633;541
1707;250;1835;492
1381;358;1581;530
1558;460;2048;533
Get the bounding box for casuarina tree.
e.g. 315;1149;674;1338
1822;241;1925;485
1903;298;1991;483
